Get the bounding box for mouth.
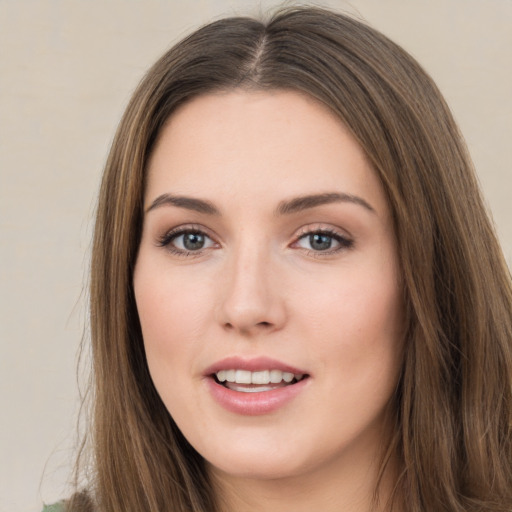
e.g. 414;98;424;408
204;358;310;415
212;369;309;393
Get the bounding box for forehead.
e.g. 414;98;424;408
146;89;388;217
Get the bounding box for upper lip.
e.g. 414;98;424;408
203;356;308;376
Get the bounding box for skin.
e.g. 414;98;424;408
134;90;404;512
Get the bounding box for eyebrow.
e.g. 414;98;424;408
275;192;375;215
146;192;375;216
146;194;220;215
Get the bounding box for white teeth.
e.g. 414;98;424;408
228;384;275;393
235;369;252;384
269;369;282;383
282;372;294;383
251;370;270;384
215;369;304;385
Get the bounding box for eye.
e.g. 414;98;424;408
293;229;353;254
158;227;218;255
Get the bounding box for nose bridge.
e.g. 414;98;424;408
218;234;284;334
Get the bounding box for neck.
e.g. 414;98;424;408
209;447;400;512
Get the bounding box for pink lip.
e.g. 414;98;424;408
205;377;309;416
203;356;310;416
203;356;308;376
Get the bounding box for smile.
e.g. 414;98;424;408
204;357;310;415
215;369;305;392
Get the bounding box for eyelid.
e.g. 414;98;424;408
291;223;354;255
154;222;354;258
156;224;220;256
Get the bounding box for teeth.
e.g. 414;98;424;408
235;370;252;384
252;370;269;384
215;369;304;385
282;372;294;383
228;384;275;393
270;369;282;383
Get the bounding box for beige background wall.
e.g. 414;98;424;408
1;1;511;510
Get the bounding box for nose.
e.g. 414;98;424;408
216;243;287;336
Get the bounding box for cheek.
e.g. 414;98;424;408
133;263;212;375
294;262;403;377
312;280;402;435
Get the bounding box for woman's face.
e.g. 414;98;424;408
134;90;403;484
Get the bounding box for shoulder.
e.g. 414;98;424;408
42;492;94;512
42;504;66;512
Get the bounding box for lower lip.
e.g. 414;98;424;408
205;377;309;415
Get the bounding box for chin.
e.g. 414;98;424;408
206;455;309;482
199;431;338;484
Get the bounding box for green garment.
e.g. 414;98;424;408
42;503;66;512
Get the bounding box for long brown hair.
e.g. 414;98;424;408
71;6;512;511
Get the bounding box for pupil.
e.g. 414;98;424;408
183;232;205;250
310;233;332;251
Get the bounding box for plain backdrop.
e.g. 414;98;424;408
1;0;511;510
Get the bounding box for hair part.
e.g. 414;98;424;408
73;6;512;511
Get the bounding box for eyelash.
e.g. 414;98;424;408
157;225;217;258
293;227;354;257
157;225;354;258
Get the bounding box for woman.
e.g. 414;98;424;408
55;5;512;512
